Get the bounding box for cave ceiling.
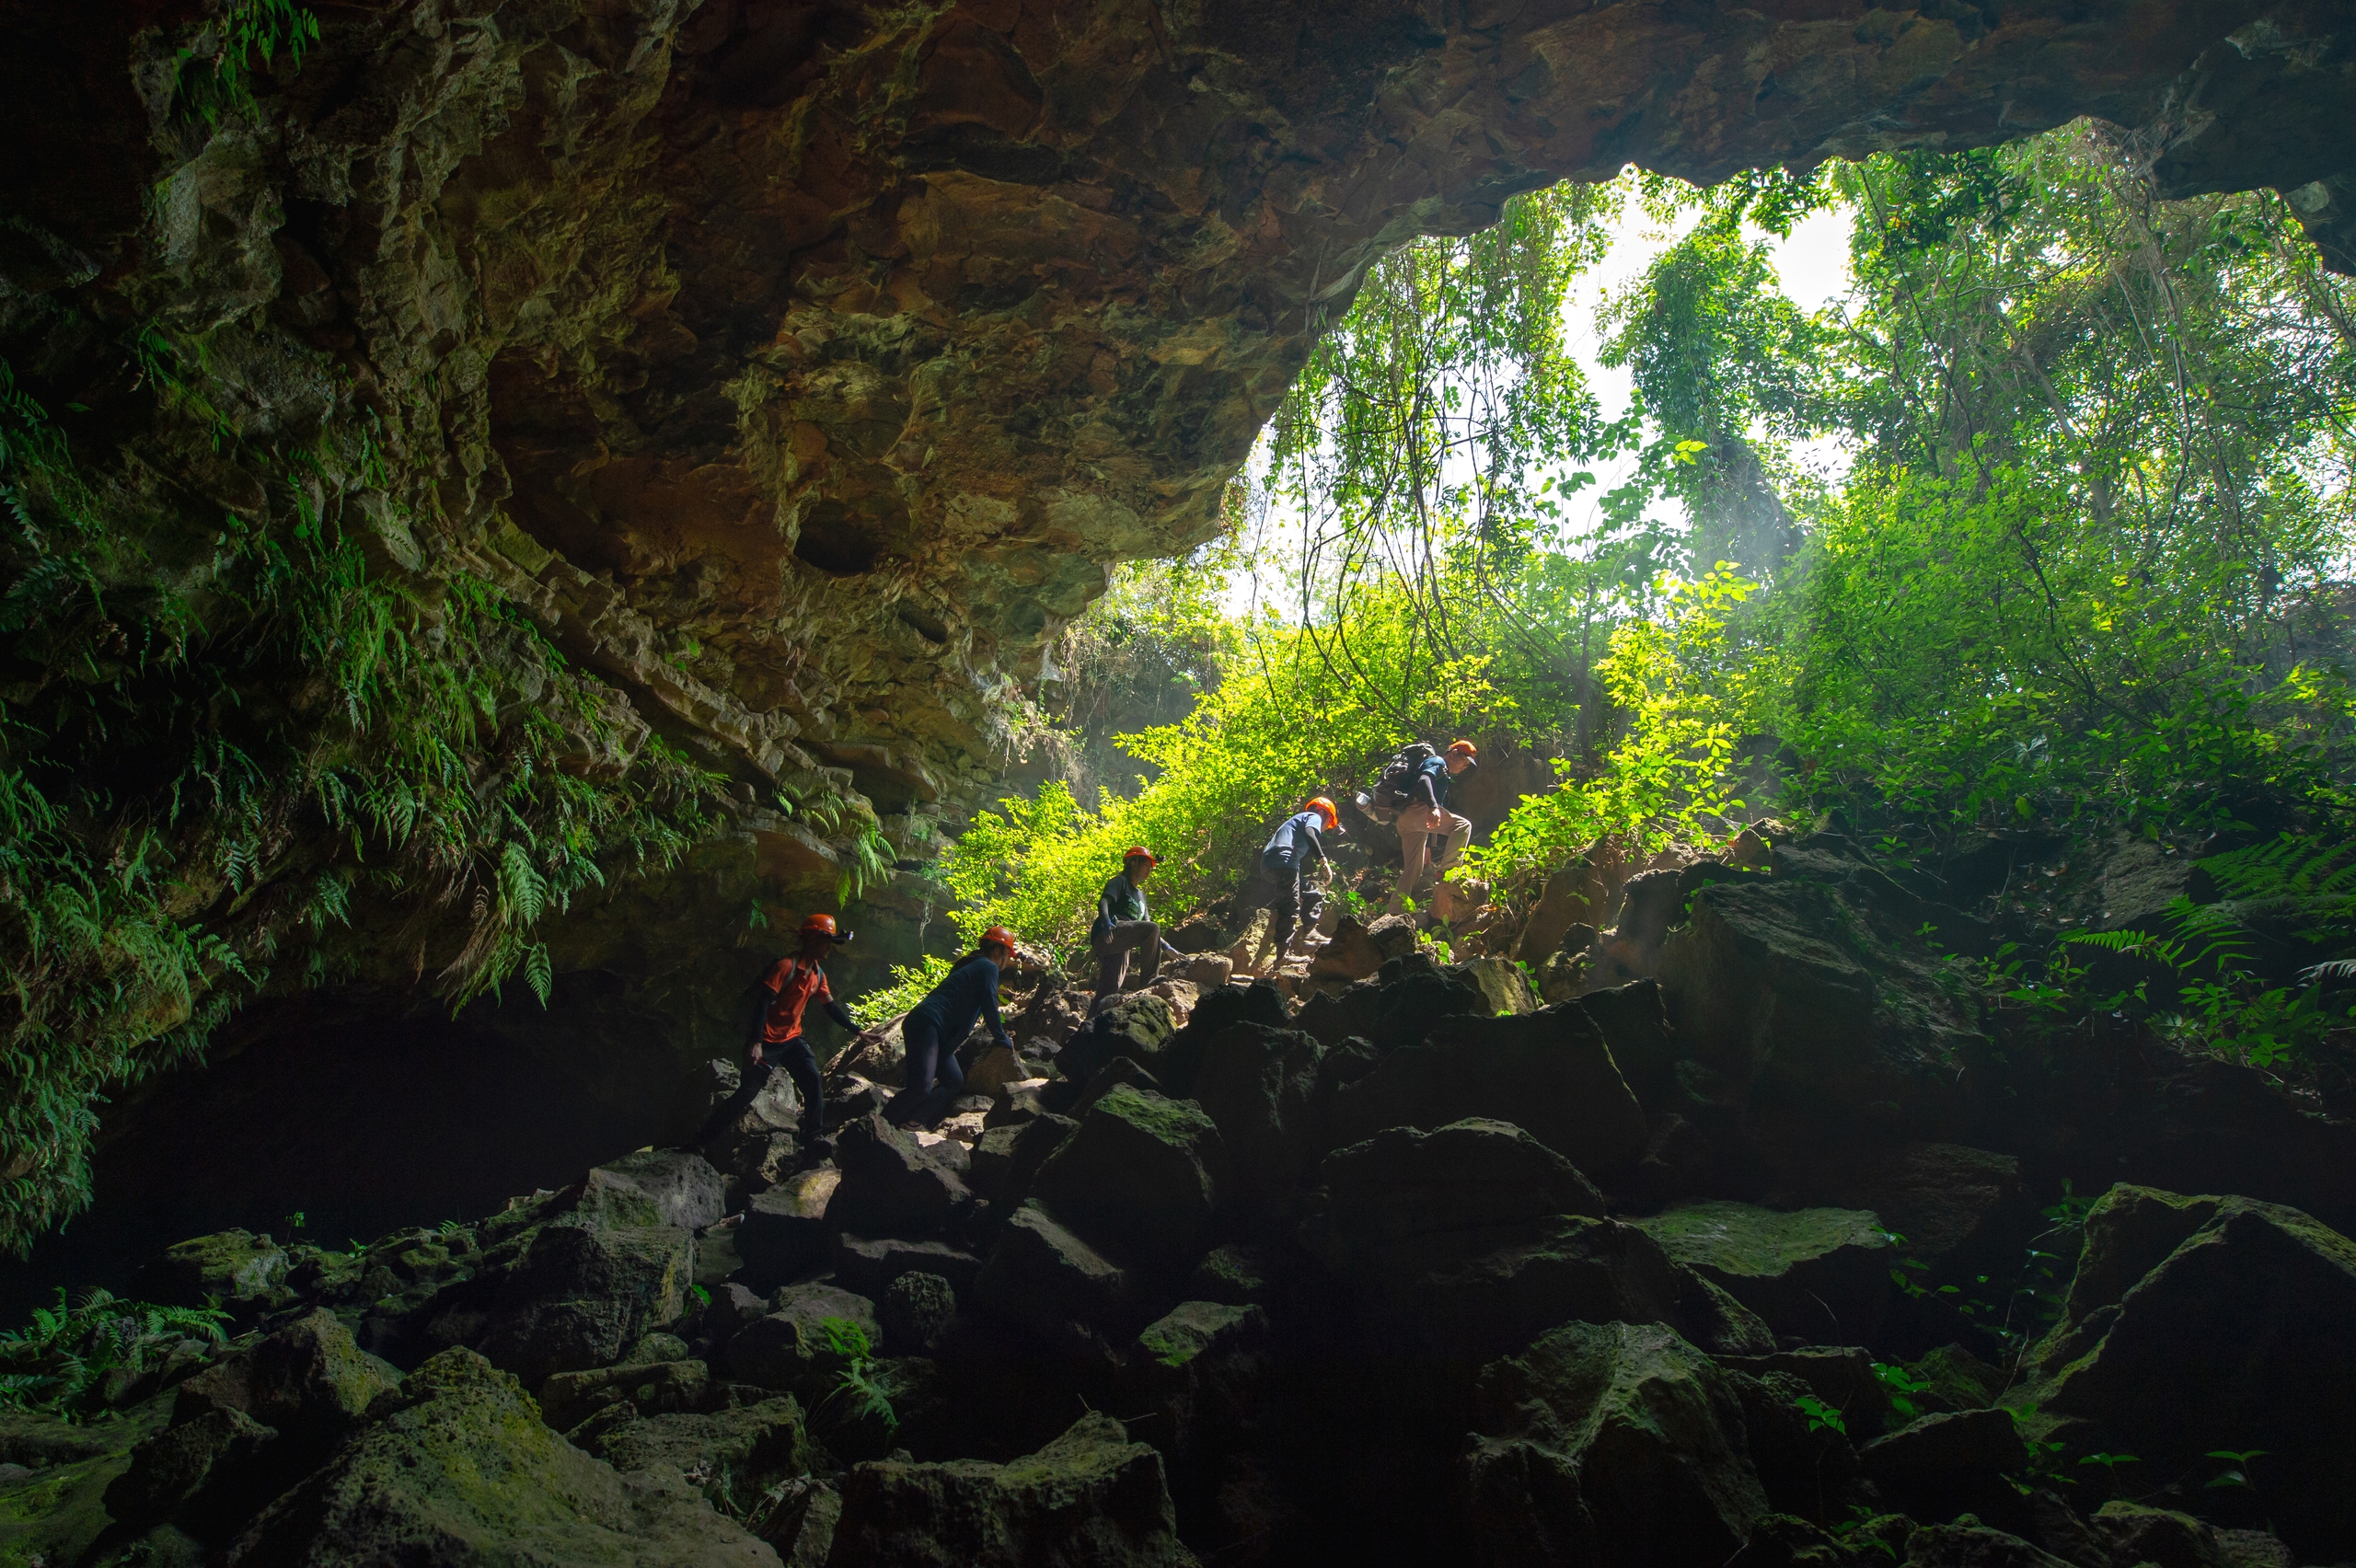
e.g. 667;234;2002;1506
5;0;2352;851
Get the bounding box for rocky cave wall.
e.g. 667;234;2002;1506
2;0;2352;1256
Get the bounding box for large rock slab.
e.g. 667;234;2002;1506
1186;1022;1326;1214
1324;1005;1649;1180
2028;1188;2356;1560
1631;1202;1893;1344
1657;878;1978;1127
223;1348;777;1566
1462;1320;1768;1567
827;1411;1195;1567
1029;1086;1224;1284
477;1221;697;1386
973;1201;1167;1360
584;1397;811;1505
573;1149;728;1231
828;1116;973;1240
724;1284;882;1392
1309;1120;1685;1359
740;1169;842;1288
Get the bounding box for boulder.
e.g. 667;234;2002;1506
2093;1500;2243;1568
1458;954;1538;1017
702;1282;771;1345
1462;1320;1768;1567
963;1045;1032;1099
1310;1120;1681;1359
1128;1301;1274;1546
828;1116;973;1240
1058;992;1182;1086
1030;1087;1224;1284
476;1221;696;1386
2027;1189;2356;1559
883;1273;959;1357
1819;1144;2035;1286
724;1283;883;1390
1294;956;1493;1054
133;1230;291;1316
1515;845;1630;965
1656;878;1977;1125
967;1114;1073;1206
1187;1023;1326;1213
1325;1005;1649;1180
831;1234;984;1298
1157;983;1293;1093
1718;1347;1894;1441
1631;1203;1893;1344
739;1169;839;1287
1171;953;1235;988
1859;1409;2026;1481
585;1396;811;1505
1308;917;1389;982
701;1060;807;1185
572;1149;728;1232
1900;1523;2076;1568
222;1348;776;1566
1184;1244;1272;1307
106;1405;280;1532
1068;1055;1164;1119
973;1201;1164;1359
827;1411;1195;1567
539;1357;722;1433
1574;980;1679;1110
169;1309;400;1444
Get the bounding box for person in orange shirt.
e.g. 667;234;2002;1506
745;912;875;1147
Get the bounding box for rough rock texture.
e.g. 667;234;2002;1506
1462;1320;1768;1568
477;1220;697;1386
223;1347;777;1566
828;1411;1196;1568
2023;1187;2356;1559
1028;1086;1225;1284
1632;1202;1895;1345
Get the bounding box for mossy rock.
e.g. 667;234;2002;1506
1630;1201;1893;1343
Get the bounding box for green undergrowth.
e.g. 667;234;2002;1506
0;323;725;1252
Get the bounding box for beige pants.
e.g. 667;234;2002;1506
1387;808;1471;912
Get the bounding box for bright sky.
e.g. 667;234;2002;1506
1218;185;1859;615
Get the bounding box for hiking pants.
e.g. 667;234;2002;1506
882;1018;964;1128
697;1033;825;1147
1258;846;1324;951
1388;809;1471;912
1091;920;1161;1011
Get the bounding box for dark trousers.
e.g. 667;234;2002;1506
881;1018;964;1127
698;1033;825;1147
1091;919;1161;1009
1258;847;1323;948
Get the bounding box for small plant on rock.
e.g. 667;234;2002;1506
0;1287;228;1416
815;1316;897;1434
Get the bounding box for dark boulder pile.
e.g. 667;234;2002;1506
5;836;2351;1567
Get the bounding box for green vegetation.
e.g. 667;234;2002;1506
0;315;722;1251
0;1287;228;1415
936;125;2356;1091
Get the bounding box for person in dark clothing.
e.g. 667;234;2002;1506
1089;845;1170;1014
884;926;1017;1128
1387;740;1475;913
731;912;873;1149
1249;797;1340;969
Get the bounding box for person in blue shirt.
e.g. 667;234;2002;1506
1386;740;1476;914
883;926;1016;1128
1246;797;1339;970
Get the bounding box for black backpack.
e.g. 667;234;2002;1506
1371;743;1438;807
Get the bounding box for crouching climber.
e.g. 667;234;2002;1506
742;913;874;1150
1090;845;1174;1015
1247;797;1339;969
1385;740;1476;914
884;926;1017;1128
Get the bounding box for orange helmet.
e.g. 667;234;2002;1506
1446;740;1478;760
799;913;840;942
1123;845;1159;866
1303;796;1339;830
979;926;1018;953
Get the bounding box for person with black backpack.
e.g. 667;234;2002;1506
1380;739;1477;914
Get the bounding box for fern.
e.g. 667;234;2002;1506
814;1316;898;1433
